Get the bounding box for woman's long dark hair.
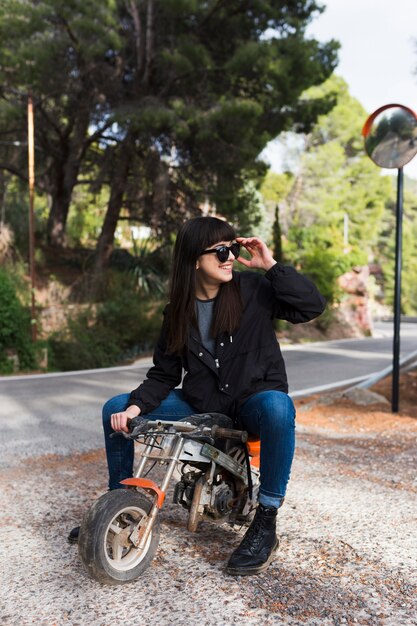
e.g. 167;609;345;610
166;217;243;354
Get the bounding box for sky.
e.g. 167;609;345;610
262;0;417;178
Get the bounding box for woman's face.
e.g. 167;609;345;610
196;240;238;291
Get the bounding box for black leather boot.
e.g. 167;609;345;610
226;504;279;575
67;526;80;544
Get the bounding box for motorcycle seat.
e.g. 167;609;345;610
247;435;261;468
247;435;260;452
181;412;234;429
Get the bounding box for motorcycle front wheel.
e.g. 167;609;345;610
78;489;160;585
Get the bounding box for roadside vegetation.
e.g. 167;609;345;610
0;1;416;374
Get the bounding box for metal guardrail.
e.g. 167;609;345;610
352;348;417;389
374;316;417;323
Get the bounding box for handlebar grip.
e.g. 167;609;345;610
110;431;131;439
211;425;248;443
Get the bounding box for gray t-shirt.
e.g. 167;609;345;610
196;297;216;356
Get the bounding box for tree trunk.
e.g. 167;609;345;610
272;204;283;263
46;107;91;247
94;136;134;273
46;178;74;247
143;0;154;85
0;170;6;223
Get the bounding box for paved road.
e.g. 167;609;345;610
287;320;417;395
1;321;417;466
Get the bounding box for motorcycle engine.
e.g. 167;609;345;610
209;482;235;517
173;474;236;519
173;475;195;508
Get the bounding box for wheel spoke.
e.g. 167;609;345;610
89;495;158;577
109;523;122;535
112;536;124;562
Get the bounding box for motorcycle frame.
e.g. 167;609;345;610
121;429;189;550
120;419;260;551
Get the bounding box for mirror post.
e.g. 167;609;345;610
392;167;404;412
362;104;417;412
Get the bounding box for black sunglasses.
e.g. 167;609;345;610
200;242;240;263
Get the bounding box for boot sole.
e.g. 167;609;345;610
226;538;279;576
67;535;79;545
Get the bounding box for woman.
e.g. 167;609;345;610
70;216;326;576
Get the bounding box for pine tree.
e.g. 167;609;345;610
0;0;339;259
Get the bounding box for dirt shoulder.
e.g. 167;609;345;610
297;368;417;430
1;373;416;626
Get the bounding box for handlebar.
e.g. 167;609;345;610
144;420;197;433
111;418;248;443
210;425;248;443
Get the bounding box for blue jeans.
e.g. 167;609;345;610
102;389;296;508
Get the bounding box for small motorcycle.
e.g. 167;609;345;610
78;413;260;585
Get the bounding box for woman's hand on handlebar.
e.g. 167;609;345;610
111;405;141;433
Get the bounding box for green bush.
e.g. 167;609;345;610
48;274;164;371
0;267;36;373
301;246;347;304
300;244;366;305
109;238;171;296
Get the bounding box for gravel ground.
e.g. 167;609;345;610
1;390;416;626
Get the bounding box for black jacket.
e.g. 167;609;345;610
128;263;326;418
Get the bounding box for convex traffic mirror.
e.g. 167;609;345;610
362;104;417;169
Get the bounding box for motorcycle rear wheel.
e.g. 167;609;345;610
78;489;160;585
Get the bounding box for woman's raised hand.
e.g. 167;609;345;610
236;237;276;272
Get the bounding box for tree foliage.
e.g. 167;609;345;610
0;0;122;246
0;0;339;262
377;185;417;314
262;76;396;304
286;76;391;251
